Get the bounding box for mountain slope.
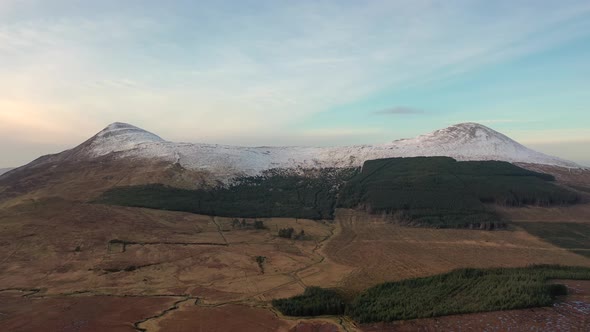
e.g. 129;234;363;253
73;122;579;178
0;121;580;202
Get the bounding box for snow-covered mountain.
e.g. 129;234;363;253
63;122;578;179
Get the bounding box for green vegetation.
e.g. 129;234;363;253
254;256;266;273
273;266;590;323
347;265;590;323
98;157;579;228
272;287;346;316
278;227;306;239
231;219;267;230
337;157;579;228
516;222;590;258
278;227;294;239
97;167;358;220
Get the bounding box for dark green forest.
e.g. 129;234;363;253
98;157;578;227
273;266;590;323
347;265;590;323
337;157;579;228
272;287;346;316
97;167;358;220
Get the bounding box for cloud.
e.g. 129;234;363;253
1;1;590;165
374;107;425;115
449;119;540;125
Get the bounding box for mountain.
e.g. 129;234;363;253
13;122;583;177
0;168;13;176
0;121;580;205
73;122;578;175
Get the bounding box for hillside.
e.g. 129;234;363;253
98;157;579;227
337;157;579;228
3;122;579;184
80;122;580;176
98;167;358;220
0;122;580;207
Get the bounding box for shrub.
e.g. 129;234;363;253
278;227;294;239
254;220;266;229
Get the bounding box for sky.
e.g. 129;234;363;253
1;0;589;167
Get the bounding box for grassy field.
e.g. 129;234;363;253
324;209;590;292
516;222;590;258
97;167;358;220
0;199;352;302
337;157;579;228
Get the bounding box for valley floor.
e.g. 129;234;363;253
1;200;590;331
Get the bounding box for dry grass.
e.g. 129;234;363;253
0;199;352;304
0;158;213;208
495;203;590;223
324;209;590;293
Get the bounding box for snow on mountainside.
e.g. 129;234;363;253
71;122;579;178
87;122;165;156
0;168;13;176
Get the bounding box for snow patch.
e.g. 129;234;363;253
81;122;580;178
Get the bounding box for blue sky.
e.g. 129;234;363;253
0;0;589;166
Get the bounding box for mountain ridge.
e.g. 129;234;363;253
78;121;580;172
1;122;580;186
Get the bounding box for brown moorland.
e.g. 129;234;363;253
0;291;178;332
2;162;590;331
324;209;590;293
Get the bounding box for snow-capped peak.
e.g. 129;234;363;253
88;122;165;157
417;122;513;143
388;122;577;167
76;121;579;179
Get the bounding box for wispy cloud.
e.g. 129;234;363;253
451;119;540;125
374;107;425;115
1;1;590;165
